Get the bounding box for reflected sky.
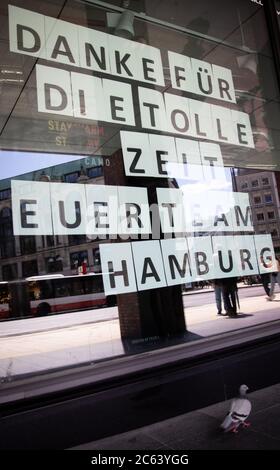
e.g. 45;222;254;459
0;151;82;180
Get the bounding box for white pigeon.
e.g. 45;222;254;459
220;384;252;433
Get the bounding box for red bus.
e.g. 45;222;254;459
0;273;116;320
0;281;10;319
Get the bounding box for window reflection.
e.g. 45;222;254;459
1;0;280;383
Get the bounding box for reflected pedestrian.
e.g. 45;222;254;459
213;279;225;315
219;277;238;316
259;255;271;297
268;255;280;300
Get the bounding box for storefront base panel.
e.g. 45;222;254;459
1;330;280;449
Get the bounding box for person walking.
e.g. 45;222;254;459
259;255;271;297
212;279;226;315
268;255;280;300
219;277;238;316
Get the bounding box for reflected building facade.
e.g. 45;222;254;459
1;0;280;412
236;169;280;253
0;158;104;281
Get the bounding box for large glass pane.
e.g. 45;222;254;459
1;0;280;389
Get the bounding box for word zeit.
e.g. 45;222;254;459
12;180;254;236
100;236;275;295
121;131;227;180
9;5;254;149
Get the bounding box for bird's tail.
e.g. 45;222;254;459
220;414;232;430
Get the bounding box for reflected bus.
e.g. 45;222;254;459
0;273;116;320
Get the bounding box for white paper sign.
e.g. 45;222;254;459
191;58;220;101
11;180;53;235
132;240;167;291
50;182;87;235
230;192;253;232
168;51;194;94
121;131;158;177
85;185;118;235
9;5;45;57
187;236;216;280
44;16;80;65
254;234;277;273
234;234;258;276
157;188;186;233
182;187;234;233
148;134;178;178
160;238;193;285
100;242;137;295
102;78;135;125
138;87;168;131
212;64;236;103
118;186;151;235
164;93;193;137
175;138;203;181
78;25;110;73
231;110;255;148
212;235;239;278
199;142;227;183
36;65;74;116
71;72;104;121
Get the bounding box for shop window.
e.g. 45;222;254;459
22;260;38;278
0;189;11;200
0;239;15;258
64;172;79;183
20;236;36;255
267;211;275;219
70;251;88;270
271;229;278;238
87;166;103;178
2;0;280;394
264;194;273;203
0;207;15;258
46;236;55;247
68;234;87;246
93;248;101;273
45;256;63;273
2;263;18;281
254;196;261;204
